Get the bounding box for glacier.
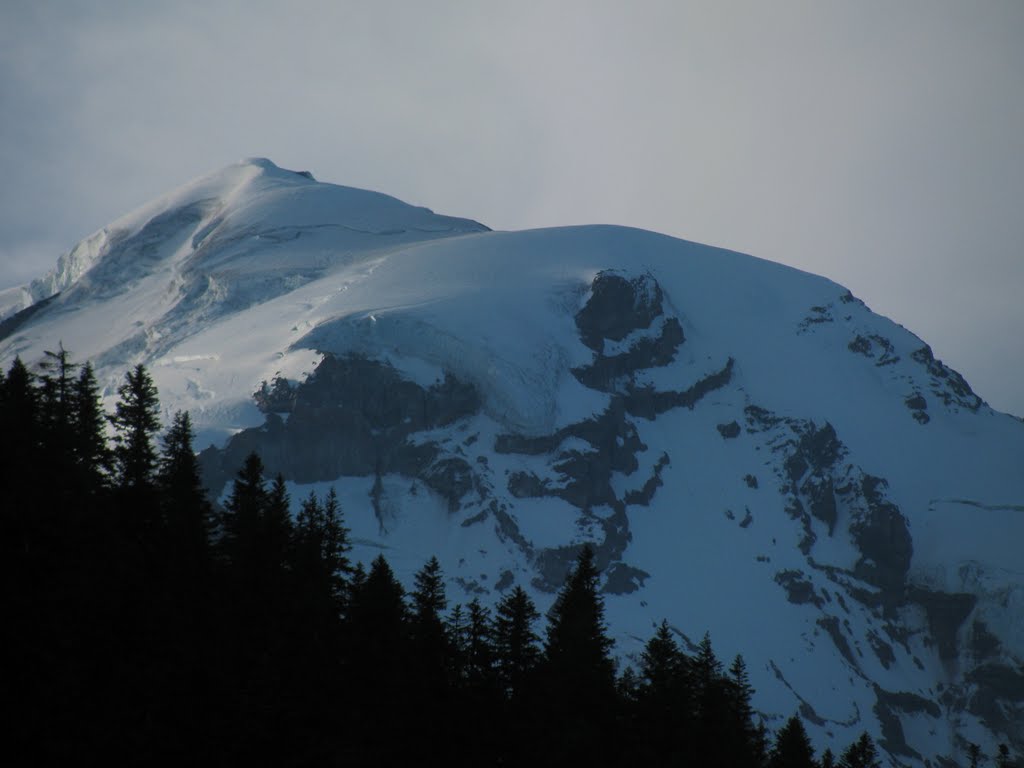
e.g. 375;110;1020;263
2;157;1022;766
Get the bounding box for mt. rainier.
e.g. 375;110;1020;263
3;158;1022;765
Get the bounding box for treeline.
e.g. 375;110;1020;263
2;350;1017;767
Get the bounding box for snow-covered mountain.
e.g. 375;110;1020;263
3;158;1022;765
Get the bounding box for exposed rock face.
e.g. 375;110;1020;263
851;476;913;598
717;421;741;439
200;353;481;509
574;270;664;352
847;333;901;366
911;344;982;411
496;270;731;590
904;392;930;424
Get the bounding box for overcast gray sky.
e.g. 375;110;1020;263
2;1;1022;415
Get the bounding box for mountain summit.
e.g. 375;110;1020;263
3;159;1022;765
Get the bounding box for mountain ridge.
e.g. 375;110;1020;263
2;158;1021;766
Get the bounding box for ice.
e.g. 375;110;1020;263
2;158;1023;767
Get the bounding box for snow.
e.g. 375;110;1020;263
2;157;1022;767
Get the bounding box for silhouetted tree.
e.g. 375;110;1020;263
37;344;79;488
110;363;161;493
345;554;410;761
544;545;615;690
839;732;881;768
262;474;294;576
542;545;617;763
463;598;495;688
636;620;693;765
159;411;213;572
218;452;269;572
0;357;42;511
493;585;541;701
294;487;351;613
72;362;111;493
769;715;816;768
411;556;448;636
728;654;767;767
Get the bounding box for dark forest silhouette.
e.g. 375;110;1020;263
2;351;1016;767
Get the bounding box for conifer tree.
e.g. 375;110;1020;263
463;598;495;687
493;585;541;700
295;490;336;609
839;732;881;768
409;555;452;693
691;632;739;768
447;603;467;677
542;545;618;762
349;554;408;652
636;620;694;765
319;487;351;603
640;620;689;698
262;474;294;575
346;553;410;745
544;545;615;689
110;363;161;492
412;555;448;626
0;357;41;528
158;411;213;572
71;362;111;493
728;654;767;767
219;452;270;573
820;748;837;768
769;715;816;768
693;631;724;689
37;344;79;485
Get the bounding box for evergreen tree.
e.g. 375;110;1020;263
463;598;495;688
219;452;270;571
969;743;983;768
294;489;352;615
839;732;881;768
693;631;724;689
262;474;294;576
319;487;351;604
544;545;615;689
411;555;448;629
493;585;541;700
348;554;408;657
820;748;837;768
635;620;694;765
110;363;161;492
640;620;686;689
158;411;213;562
345;555;410;760
769;715;816;768
728;654;767;767
409;555;452;698
1;357;46;758
995;744;1013;768
446;603;467;679
691;632;736;768
0;357;41;533
71;362;111;493
37;344;79;486
542;545;618;763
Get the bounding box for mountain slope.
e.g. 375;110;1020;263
3;158;1021;765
